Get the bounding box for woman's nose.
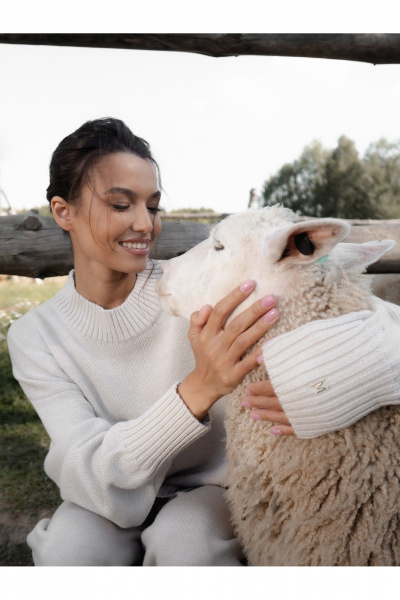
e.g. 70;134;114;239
132;205;153;233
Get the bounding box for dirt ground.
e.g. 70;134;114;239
0;506;55;566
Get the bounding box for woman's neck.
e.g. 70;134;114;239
73;260;137;309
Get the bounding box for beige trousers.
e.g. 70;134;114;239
27;485;243;566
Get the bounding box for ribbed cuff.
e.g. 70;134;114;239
118;383;210;476
262;303;400;438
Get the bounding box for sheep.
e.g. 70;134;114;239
157;204;400;566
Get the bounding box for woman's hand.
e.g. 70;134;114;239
242;380;295;435
178;280;279;420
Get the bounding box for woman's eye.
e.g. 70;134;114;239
112;204;129;211
147;206;161;214
214;242;225;251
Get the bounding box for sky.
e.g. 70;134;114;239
1;38;399;215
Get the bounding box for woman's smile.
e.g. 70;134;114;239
119;237;152;254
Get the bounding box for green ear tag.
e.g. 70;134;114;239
316;255;329;264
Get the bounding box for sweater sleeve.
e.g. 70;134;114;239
262;298;400;439
7;328;210;529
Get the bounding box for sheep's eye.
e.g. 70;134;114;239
214;241;225;251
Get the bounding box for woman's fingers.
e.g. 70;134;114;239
223;293;278;348
231;310;279;383
242;386;284;414
228;305;278;368
188;304;213;337
243;394;283;412
269;425;295;436
202;279;258;336
207;293;279;386
232;341;271;382
242;382;295;436
245;380;275;398
249;408;292;425
247;406;295;435
190;280;278;355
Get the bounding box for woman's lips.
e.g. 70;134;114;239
119;240;151;254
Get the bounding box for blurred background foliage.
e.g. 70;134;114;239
262;136;400;219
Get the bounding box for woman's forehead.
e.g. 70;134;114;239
92;153;159;189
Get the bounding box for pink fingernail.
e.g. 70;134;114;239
250;412;261;420
244;387;251;396
261;295;275;308
242;400;251;408
264;308;279;323
240;279;255;293
257;354;264;364
270;427;282;435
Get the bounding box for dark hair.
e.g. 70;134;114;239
46;117;160;208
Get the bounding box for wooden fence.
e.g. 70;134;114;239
1;34;400;65
1;212;400;279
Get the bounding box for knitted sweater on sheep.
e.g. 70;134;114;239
7;263;400;526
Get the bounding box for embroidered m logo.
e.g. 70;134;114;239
312;380;327;393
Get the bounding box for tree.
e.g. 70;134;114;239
320;136;381;219
363;138;400;218
262;141;328;216
262;136;400;219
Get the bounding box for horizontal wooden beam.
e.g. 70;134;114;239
1;34;400;65
1;214;400;278
0;214;74;278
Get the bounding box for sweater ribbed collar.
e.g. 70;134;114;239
55;262;163;342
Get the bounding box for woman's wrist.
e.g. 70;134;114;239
177;374;219;421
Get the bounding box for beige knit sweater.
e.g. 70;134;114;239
8;264;228;528
7;262;400;528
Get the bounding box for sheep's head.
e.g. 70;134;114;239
157;205;395;321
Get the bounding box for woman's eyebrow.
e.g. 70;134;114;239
103;187;161;199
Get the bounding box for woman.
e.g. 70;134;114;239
8;118;400;566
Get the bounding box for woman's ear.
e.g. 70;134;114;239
51;196;74;232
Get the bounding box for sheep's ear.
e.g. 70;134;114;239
266;218;351;267
330;240;396;272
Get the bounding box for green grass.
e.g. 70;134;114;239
0;277;66;566
0;278;65;338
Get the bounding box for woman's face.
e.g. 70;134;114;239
68;152;162;275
